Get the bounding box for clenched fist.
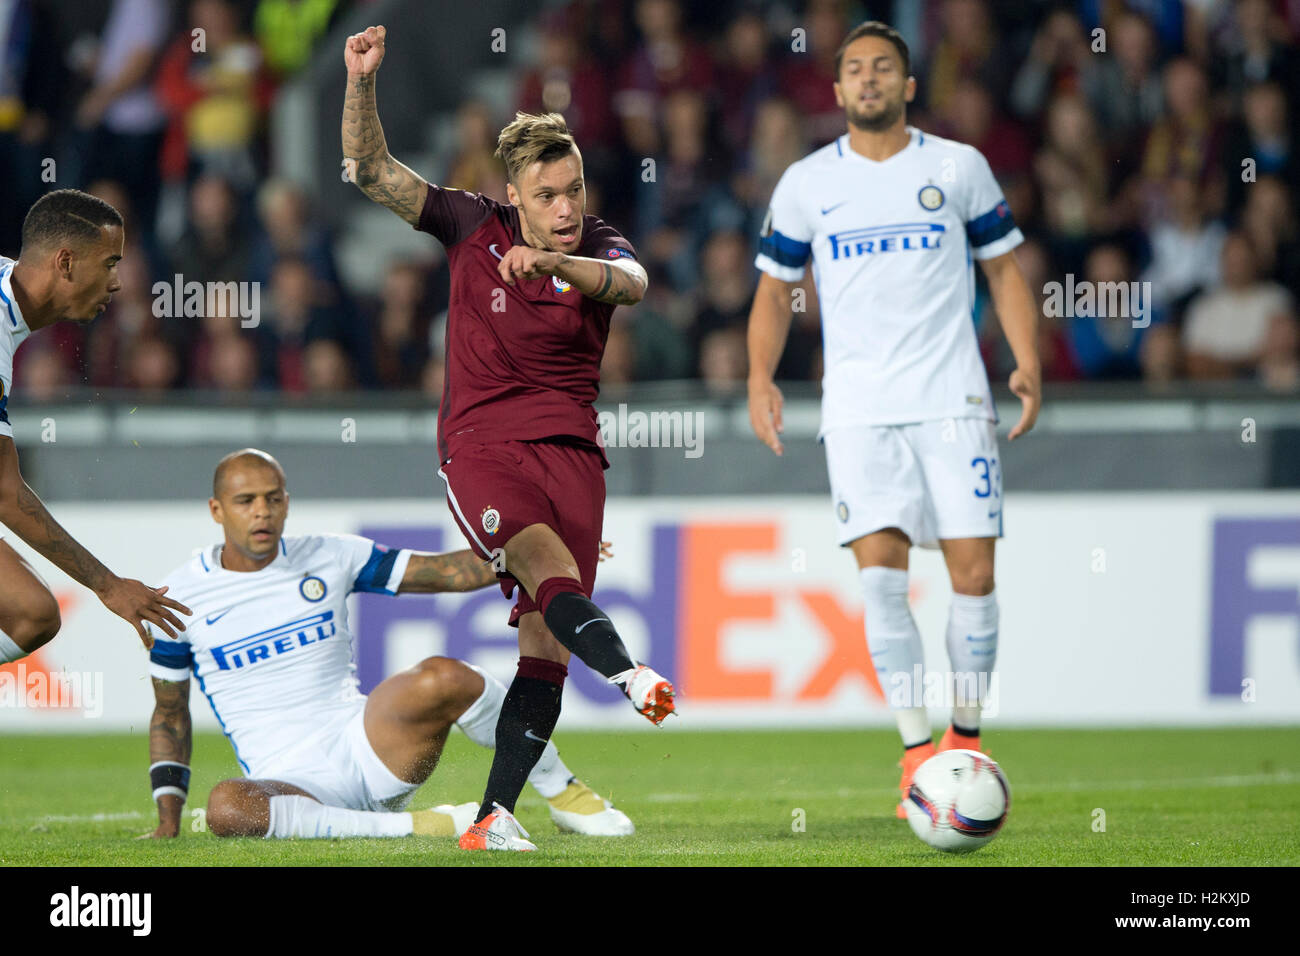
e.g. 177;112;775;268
345;25;387;76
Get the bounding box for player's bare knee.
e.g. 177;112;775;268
952;566;995;596
413;656;468;718
10;595;61;651
207;781;259;838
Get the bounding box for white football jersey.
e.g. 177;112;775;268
147;534;412;777
0;257;33;440
755;127;1023;434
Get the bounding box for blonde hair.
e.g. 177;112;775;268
494;111;577;184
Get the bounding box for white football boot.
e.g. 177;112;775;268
547;779;635;836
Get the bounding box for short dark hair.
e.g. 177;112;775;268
20;189;124;255
835;21;911;79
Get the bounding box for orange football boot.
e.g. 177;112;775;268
896;742;936;819
938;724;984;754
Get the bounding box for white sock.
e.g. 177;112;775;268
860;566;930;747
265;795;413;838
456;662;575;800
946;589;999;731
0;629;26;664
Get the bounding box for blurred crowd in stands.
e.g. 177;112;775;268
1;0;1297;399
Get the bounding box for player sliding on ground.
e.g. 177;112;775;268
342;24;675;851
1;190;191;666
142;449;633;842
747;22;1041;819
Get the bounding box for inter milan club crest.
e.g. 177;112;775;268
552;276;572;293
918;184;945;211
299;576;327;602
481;506;501;535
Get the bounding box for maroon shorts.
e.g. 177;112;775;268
438;439;606;626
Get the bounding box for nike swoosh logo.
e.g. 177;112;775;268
575;617;609;633
987;509;1001;519
205;608;233;625
820;201;848;215
488;243;504;260
524;728;548;743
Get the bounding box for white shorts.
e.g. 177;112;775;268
253;702;419;812
823;418;1003;550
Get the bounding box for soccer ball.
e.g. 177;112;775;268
904;749;1010;853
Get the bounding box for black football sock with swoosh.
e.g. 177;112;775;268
537;581;636;681
476;656;567;824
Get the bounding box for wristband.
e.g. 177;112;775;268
150;761;190;802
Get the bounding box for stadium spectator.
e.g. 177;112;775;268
169;174;253;289
517;9;618;159
1081;10;1163;150
1238;175;1300;298
732;97;809;239
938;79;1031;180
1008;8;1091;120
698;326;748;394
1141;58;1224;217
615;0;716;156
154;0;274;188
262;256;349;392
73;0;171;236
1141;174;1227;320
715;6;780;156
0;0;62;253
207;331;262;393
249;178;342;290
1183;231;1299;388
13;344;72;402
637;88;744;291
253;0;344;79
443;100;509;205
1064;242;1162;381
125;335;183;391
1034;93;1111;246
1209;0;1300;116
777;0;851;146
83;243;162;388
600;314;637;387
921;0;1012;119
368;260;433;390
303;338;356;393
1222;81;1297;215
690;230;756;367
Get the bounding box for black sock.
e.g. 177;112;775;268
540;590;636;681
476;657;566;823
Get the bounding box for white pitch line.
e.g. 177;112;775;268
642;771;1300;804
29;811;148;824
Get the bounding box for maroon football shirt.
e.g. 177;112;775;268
414;185;637;465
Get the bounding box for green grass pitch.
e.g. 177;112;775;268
1;727;1297;866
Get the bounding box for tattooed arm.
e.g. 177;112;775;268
143;677;192;839
397;549;497;594
341;25;428;226
496;248;648;306
551;255;648;306
0;437;190;646
396;542;615;593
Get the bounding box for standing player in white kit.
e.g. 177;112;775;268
746;21;1041;818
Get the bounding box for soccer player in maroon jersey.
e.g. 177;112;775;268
342;24;676;851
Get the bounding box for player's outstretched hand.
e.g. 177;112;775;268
1007;365;1041;440
498;246;561;285
747;376;785;456
97;579;191;649
345;24;387;76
